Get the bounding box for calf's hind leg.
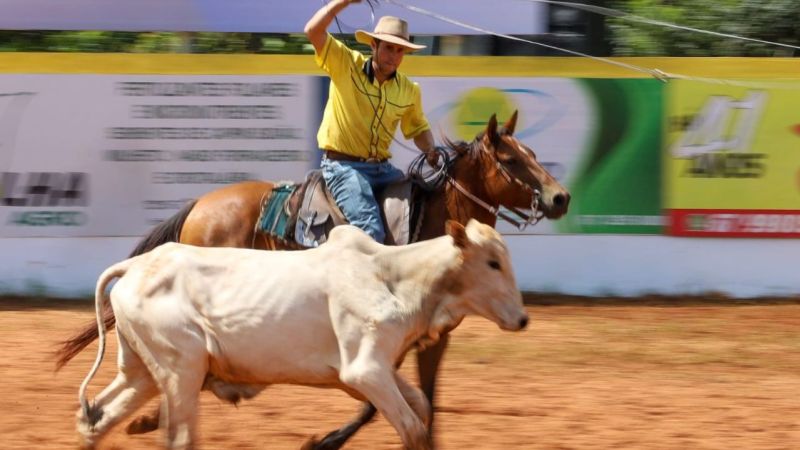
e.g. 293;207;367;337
133;333;208;449
76;333;159;449
156;368;205;450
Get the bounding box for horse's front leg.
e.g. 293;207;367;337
416;332;450;441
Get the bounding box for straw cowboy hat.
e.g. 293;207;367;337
355;16;426;51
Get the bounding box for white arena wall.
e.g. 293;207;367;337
1;235;798;299
1;55;798;300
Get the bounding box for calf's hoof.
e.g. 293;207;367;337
125;414;159;435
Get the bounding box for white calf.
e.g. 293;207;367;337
77;219;527;449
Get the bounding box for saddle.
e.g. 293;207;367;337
256;170;419;248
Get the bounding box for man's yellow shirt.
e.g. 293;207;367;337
314;34;431;161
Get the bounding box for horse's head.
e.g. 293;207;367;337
449;111;570;221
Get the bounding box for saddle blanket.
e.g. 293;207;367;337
257;183;297;240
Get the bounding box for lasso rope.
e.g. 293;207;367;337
524;0;800;53
382;0;800;89
384;0;669;80
407;146;452;191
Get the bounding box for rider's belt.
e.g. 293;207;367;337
324;150;387;164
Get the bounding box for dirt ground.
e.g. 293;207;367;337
1;296;799;450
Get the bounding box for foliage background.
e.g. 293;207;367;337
0;1;797;56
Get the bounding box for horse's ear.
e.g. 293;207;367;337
486;114;500;145
445;220;469;249
503;110;518;135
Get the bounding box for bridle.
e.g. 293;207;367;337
446;169;541;231
443;140;544;231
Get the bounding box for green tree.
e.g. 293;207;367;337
608;0;800;56
0;3;797;57
0;30;315;54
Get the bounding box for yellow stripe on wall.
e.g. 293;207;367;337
0;53;322;75
0;53;798;79
404;56;800;79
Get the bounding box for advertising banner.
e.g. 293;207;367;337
665;80;800;237
1;70;666;238
400;77;664;235
0;75;317;237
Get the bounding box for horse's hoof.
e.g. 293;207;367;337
125;414;159;435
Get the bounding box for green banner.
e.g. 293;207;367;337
556;79;664;234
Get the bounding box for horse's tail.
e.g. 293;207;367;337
54;199;197;371
127;199;197;257
78;258;132;420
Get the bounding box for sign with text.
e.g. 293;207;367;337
665;80;800;237
0;75;317;237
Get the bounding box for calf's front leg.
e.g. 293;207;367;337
339;352;430;450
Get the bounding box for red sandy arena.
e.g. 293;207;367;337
1;296;798;449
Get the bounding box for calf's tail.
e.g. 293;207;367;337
54;199;196;371
78;259;132;418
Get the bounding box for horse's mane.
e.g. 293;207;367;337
442;126;513;160
442;134;481;160
408;127;511;190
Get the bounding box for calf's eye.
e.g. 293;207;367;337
488;260;501;270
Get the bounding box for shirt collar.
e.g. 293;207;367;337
363;57;396;84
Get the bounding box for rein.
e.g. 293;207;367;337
490;156;544;230
446;176;541;231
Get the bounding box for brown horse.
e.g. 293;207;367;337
56;111;569;449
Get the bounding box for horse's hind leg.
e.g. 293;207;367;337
76;333;159;448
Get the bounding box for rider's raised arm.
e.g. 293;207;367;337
304;0;360;54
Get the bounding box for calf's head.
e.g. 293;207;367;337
447;219;528;331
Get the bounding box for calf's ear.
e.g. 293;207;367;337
445;220;469;248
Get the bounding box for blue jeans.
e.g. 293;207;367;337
321;158;405;243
